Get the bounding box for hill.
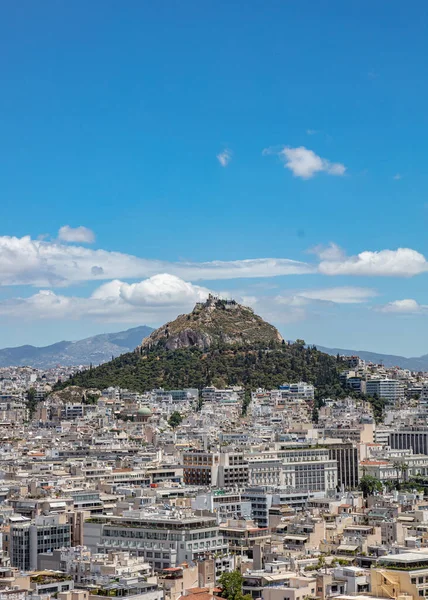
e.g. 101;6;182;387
317;345;428;371
62;298;346;398
141;294;284;351
0;326;153;368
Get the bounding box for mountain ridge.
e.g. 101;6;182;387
317;345;428;371
0;326;154;368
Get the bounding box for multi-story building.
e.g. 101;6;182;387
182;450;248;488
324;441;359;489
191;491;251;520
390;429;428;455
277;447;338;493
279;382;314;400
366;378;403;402
10;513;71;570
85;509;228;570
242;487;310;528
219;518;270;558
371;552;428;598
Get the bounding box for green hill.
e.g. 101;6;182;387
61;340;344;397
59;297;346;399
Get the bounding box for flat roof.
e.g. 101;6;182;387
380;552;428;564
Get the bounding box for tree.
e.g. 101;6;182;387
168;411;183;428
26;387;38;419
218;571;252;600
392;460;402;485
359;475;382;498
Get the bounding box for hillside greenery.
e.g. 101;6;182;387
58;340;345;396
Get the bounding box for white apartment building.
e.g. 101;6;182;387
85;509;228;570
279;382;315;400
247;447;337;493
366;378;403;402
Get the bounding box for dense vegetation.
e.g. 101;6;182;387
57;340;346;396
218;571;252;600
168;411;183;428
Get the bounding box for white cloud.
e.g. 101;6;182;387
217;149;232;167
0;274;211;323
264;146;346;179
317;245;428;277
0;236;314;287
297;286;376;304
93;274;209;306
58;225;95;243
379;299;428;314
2;235;428;289
306;129;319;135
393;173;402;180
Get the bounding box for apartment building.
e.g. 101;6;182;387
85;509;228;570
182;450;248;488
219;518;271;558
277;447;338;493
10;513;71;571
366;378;403;402
371;552;428;598
191;491;251;520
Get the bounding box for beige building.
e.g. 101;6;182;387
371;552;428;598
219;518;270;558
261;577;317;600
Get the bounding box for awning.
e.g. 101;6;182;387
337;544;359;552
284;534;308;541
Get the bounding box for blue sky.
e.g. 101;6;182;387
1;1;428;355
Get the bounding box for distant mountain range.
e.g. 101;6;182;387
0;326;154;368
1;321;427;372
318;345;428;372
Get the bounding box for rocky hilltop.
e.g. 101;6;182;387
141;295;283;351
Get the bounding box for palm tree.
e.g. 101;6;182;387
401;463;409;482
392;460;402;484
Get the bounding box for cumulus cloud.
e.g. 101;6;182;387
0;274;377;327
0;274;211;322
316;244;428;277
1;235;428;289
93;274;209;306
0;236;314;287
264;146;346;179
379;299;428;314
58;225;95;243
217;149;232;167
